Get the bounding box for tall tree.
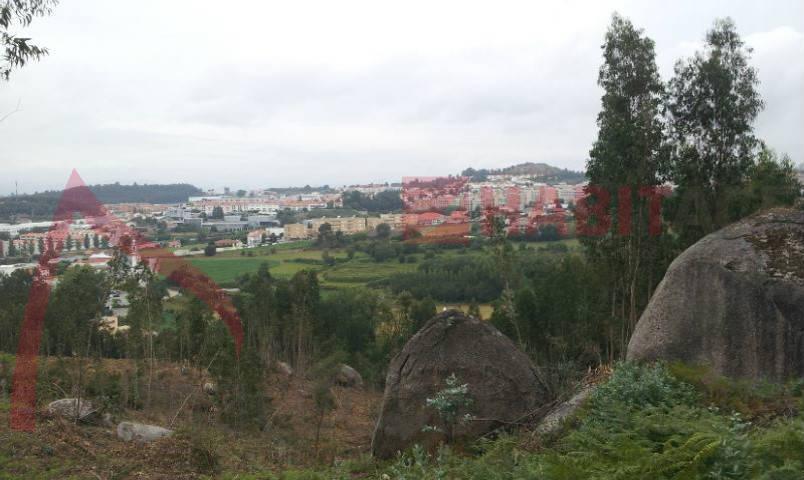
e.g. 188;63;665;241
287;270;320;373
666;18;764;245
45;266;107;356
0;270;32;352
582;13;667;357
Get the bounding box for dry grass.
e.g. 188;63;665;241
0;358;382;479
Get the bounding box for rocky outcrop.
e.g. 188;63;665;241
372;310;548;459
335;364;363;388
116;421;173;442
47;398;97;422
628;208;804;381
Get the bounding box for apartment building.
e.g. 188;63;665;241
284;215;390;239
309;216;368;235
283;223;310;240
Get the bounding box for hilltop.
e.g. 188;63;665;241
461;162;586;183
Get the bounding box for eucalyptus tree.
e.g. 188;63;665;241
665;18;764;245
1;0;58;81
583;13;668;356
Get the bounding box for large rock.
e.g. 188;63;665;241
628;208;804;381
116;421;173;442
47;398;97;422
372;310;548;458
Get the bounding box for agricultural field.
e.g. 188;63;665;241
318;254;419;289
185;246;342;285
174;237;581;288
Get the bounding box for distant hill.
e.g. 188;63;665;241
0;183;203;222
498;162;566;176
461;162;586;183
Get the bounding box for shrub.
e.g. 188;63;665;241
423;373;474;444
588;361;698;414
85;369;124;412
668;362;802;420
184;427;221;474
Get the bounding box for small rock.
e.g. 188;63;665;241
101;412;116;428
47;398;97;422
335;364;363;388
276;361;293;377
535;386;594;435
116;421;173;442
202;382;216;395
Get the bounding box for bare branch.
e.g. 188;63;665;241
0;98;22;123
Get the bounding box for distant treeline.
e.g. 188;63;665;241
0;183;203;221
266;185;337;195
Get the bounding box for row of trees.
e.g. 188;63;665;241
1;232;109;258
583;15;801;356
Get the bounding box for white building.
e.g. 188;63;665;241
0;221;55;236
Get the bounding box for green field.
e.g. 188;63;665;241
187;247;329;284
184;238;581;288
319;254;419;289
185;257;281;283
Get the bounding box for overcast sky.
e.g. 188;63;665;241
0;0;802;194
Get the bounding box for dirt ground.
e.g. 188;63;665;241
0;358;382;479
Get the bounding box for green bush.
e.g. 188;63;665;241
588;361;698;413
668;362;803;420
85;369;124;412
182;427;221;474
